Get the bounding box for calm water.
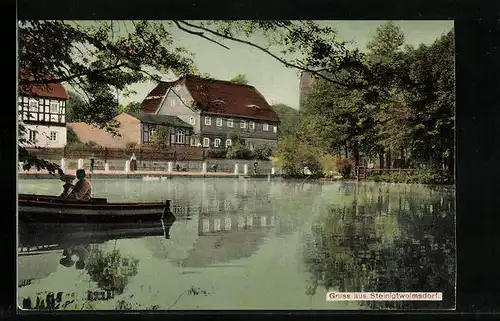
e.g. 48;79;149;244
17;178;456;310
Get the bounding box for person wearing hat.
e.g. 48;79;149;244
67;169;92;201
59;174;75;198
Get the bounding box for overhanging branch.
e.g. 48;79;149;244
20;63;130;86
176;20;363;90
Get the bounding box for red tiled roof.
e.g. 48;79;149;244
141;75;279;122
18;71;69;100
140;81;173;113
141;98;163;113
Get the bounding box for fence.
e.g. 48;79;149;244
25;145;204;162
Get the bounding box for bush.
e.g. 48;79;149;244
252;145;274;160
207;148;227;159
125;141;137;149
336;158;353;178
226;145;253;160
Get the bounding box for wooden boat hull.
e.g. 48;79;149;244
18;194;171;223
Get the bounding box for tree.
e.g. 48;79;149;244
117;101;142;114
230;73;249;85
272;103;300;137
150;126;171;150
65;91;89;122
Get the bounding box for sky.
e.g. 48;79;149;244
120;20;454;110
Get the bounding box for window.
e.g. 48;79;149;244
203;137;210;147
190;136;196;146
189;116;196;125
240;120;247;129
263;123;269;131
249;121;255;130
273;125;277;133
205;116;212;126
49;131;57;141
216;118;223;127
170;99;176;107
149;127;156;137
28;99;38;111
214;138;221;147
225;139;232;148
227;119;233;128
175;130;185;144
50;101;59;113
28;129;37;142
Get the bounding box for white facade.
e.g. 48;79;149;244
18;95;67;148
21;124;67;148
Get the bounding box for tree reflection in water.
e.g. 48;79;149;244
85;247;139;295
303;184;455;309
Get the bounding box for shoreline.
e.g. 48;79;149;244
17;170;454;186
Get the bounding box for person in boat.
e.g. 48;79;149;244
67;169;92;201
59;174;76;198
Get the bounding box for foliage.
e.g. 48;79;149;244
294;22;455;183
276;134;323;176
207;148;227;159
66;126;81;144
65;91;88;122
226;145;253;160
66;140;101;150
252;145;274;160
272;103;300;138
85;247;139;295
117;101;142;114
230;73;249;85
150;126;170;150
125;141;138;149
336;158;353;178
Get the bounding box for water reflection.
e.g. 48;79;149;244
18;179;455;310
303;183;455;309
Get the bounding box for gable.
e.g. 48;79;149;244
156;84;196;116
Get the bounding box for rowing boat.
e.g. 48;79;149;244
18;194;171;223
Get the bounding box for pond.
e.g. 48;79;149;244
17;178;455;310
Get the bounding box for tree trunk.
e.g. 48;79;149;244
344;141;348;159
400;146;405;163
386;148;392;169
448;144;455;176
354;140;360;176
379;152;385;169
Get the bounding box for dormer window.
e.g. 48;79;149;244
246;104;261;109
216;118;223;127
205;116;212;126
213;99;226;104
249;121;255;130
240;120;247;129
263;123;269;131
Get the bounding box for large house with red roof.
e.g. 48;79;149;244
18;77;69;148
140;75;279;150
